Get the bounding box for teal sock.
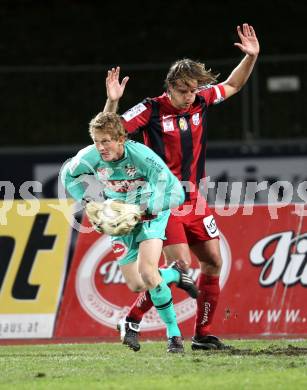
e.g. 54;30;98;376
159;268;180;285
149;279;181;338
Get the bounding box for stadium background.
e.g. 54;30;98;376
0;0;307;341
1;0;307;145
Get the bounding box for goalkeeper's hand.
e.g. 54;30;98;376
84;199;142;236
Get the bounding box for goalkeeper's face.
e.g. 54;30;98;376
93;132;125;162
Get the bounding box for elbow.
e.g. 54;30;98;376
229;83;242;95
233;86;243;96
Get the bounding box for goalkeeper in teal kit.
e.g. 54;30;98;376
61;112;198;353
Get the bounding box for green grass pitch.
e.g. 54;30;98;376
1;339;307;389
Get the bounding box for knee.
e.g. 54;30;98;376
140;271;158;290
126;281;145;293
199;252;223;271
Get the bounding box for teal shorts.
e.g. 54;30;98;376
111;210;170;266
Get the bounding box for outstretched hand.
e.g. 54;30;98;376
106;66;129;102
234;23;260;57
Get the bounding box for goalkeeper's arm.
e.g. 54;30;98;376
145;171;185;215
60;155;102;204
60;161;86;202
131;144;185;215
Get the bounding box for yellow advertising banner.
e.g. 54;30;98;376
0;199;74;338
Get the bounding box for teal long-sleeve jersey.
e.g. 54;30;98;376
61;140;185;214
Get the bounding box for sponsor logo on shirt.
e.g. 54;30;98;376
125;164;137;177
103;178;146;193
162;115;175;132
111;241;128;260
179;117;188;131
192;113;200;126
122;103;147;121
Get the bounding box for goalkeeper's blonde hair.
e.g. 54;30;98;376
89;112;127;140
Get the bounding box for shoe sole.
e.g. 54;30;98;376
124;342;141;352
167;348;184;353
191;342;218;350
191;342;232;350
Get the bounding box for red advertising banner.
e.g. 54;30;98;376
55;204;307;339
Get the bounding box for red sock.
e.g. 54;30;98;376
194;273;220;337
126;291;154;323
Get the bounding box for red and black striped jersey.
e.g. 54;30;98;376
121;84;225;200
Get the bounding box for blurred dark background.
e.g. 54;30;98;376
1;0;307;146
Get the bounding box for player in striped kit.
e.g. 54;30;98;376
103;23;260;349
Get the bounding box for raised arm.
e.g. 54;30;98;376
222;23;260;99
103;66;129;113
